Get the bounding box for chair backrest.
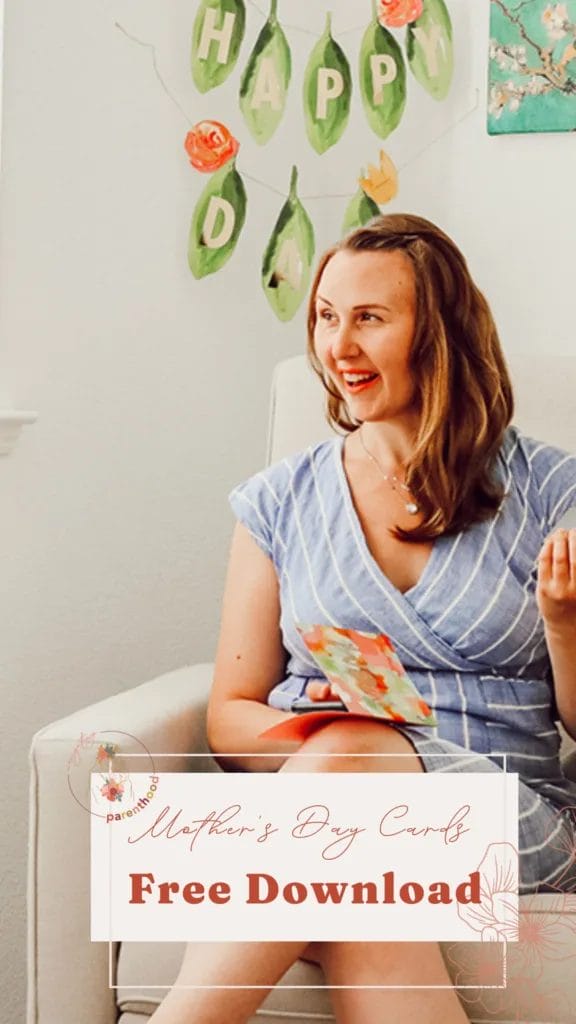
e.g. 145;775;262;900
267;353;576;464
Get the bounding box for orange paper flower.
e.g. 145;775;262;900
359;150;399;204
378;0;424;29
184;120;240;173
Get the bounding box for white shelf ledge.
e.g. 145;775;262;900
0;411;38;455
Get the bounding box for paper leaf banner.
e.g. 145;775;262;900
261;166;316;322
360;5;407;139
191;0;246;93
303;13;352;154
239;0;292;144
406;0;454;100
191;0;454;146
186;0;455;319
488;0;576;134
188;158;247;278
342;188;381;234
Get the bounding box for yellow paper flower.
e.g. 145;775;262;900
359;150;398;204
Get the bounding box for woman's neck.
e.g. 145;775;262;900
358;418;419;474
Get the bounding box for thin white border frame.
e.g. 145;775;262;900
103;751;512;991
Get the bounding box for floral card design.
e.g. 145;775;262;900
298;624;437;725
488;1;576;133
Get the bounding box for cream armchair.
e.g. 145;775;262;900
28;355;576;1024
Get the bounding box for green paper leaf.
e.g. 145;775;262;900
359;7;407;139
303;12;352;155
191;0;246;94
261;166;315;322
239;0;291;145
406;0;453;100
188;160;247;279
341;187;381;234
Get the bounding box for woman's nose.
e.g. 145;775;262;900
330;322;360;359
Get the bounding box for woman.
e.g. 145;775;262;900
151;214;576;1024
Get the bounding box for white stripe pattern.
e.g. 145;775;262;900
431;439;519;630
228;428;576;889
456;460;532;650
455;673;469;748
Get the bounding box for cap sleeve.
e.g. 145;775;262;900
228;466;284;561
526;437;576;534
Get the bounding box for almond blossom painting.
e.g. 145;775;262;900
488;0;576;133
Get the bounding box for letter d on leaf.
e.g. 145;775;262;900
188;159;247;278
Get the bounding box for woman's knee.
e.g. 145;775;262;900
282;721;424;773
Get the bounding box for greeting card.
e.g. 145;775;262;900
260;624;436;740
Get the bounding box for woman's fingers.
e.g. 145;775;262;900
552;529;570;582
537;528;576;626
306;681;335;701
537;534;554;583
565;528;573;585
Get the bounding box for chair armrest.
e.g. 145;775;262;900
27;663;215;1024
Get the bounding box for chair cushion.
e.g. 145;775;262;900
116;895;576;1023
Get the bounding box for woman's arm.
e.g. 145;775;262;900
537;527;576;740
207;522;300;772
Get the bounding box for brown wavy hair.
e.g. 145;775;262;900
306;213;514;541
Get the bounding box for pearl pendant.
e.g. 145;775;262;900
405;501;419;515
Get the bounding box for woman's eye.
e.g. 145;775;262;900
360;311;379;322
319;309;334;321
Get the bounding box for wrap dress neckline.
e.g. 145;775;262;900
334;431;455;603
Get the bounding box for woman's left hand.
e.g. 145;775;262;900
536;528;576;630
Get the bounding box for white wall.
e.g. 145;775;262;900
1;1;575;1020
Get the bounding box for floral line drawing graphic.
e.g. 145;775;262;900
447;826;576;1018
457;841;519;941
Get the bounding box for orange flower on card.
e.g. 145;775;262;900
378;0;424;29
184;120;240;173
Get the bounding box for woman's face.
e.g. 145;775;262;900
313;249;418;426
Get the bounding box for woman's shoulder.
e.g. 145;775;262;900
501;423;574;472
236;435;341;494
501;424;576;531
227;436;341;561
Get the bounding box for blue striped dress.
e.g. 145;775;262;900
228;425;576;893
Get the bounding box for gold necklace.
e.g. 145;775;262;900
358;428;420;516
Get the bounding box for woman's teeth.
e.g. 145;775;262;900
342;373;379;390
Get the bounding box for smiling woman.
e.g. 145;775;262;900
150;214;576;1024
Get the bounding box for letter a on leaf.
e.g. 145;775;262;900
360;0;407;139
303;13;352;155
188;159;247;279
262;166;315;322
406;0;453;100
191;0;246;94
239;0;291;144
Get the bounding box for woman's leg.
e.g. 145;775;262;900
150;720;461;1023
288;722;469;1023
148;940;312;1024
311;941;469;1024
